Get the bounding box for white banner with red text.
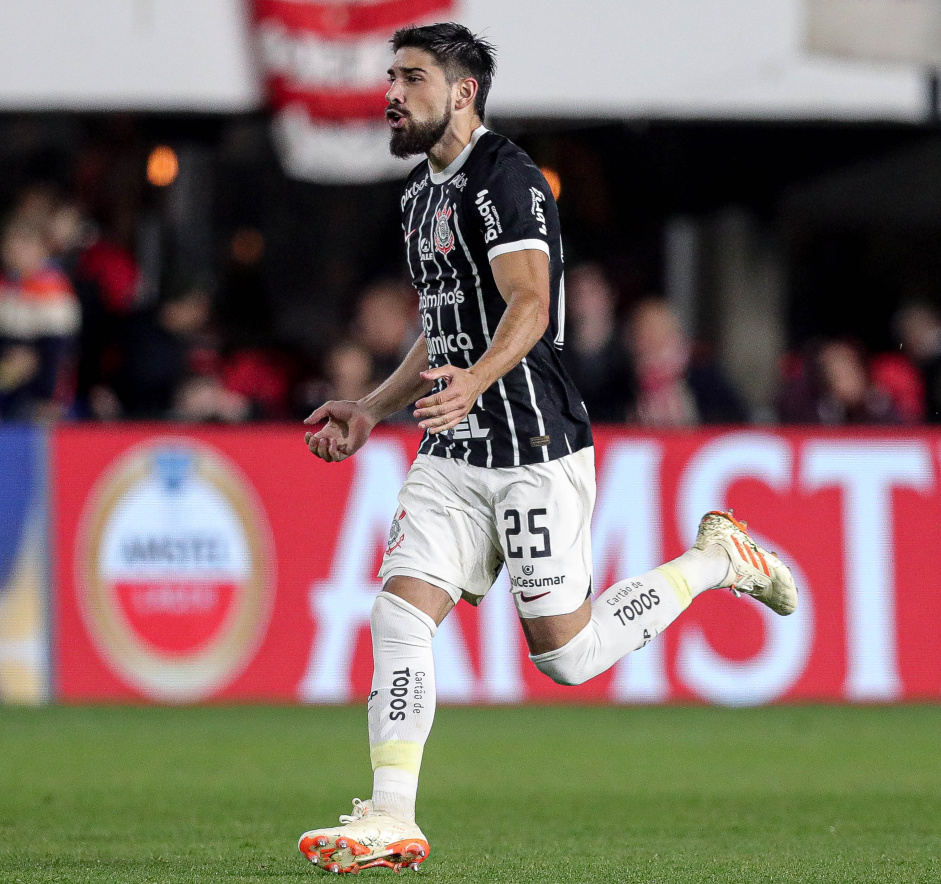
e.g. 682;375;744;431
251;0;462;183
0;1;924;126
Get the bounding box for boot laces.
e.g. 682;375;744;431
339;798;372;825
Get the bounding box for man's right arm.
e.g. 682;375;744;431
304;333;431;463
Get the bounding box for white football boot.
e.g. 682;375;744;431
694;510;798;615
298;799;429;874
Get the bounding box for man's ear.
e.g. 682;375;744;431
453;77;479;112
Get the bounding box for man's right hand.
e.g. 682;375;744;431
304;400;377;463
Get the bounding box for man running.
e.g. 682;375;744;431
299;22;797;875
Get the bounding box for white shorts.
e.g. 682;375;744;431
378;447;596;619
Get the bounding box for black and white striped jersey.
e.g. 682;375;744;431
401;126;593;468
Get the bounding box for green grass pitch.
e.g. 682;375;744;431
0;705;938;883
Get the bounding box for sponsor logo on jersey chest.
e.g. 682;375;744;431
401;176;429;211
451;414;490;439
419;287;464;309
425;330;475;357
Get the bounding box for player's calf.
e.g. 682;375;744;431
530;567;690;685
530;510;798;686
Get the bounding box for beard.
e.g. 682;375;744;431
389;104;452;159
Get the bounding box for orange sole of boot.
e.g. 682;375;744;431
299;836;430;874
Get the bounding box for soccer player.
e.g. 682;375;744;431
299;23;798;874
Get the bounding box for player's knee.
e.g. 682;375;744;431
371;591;437;640
529;624;597;686
532;657;587;687
370;592;392;632
371;592;408;634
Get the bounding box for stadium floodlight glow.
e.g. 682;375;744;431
540;167;561;200
147;145;179;187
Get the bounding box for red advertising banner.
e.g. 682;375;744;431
53;424;941;705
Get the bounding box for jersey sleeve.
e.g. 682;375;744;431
469;152;553;264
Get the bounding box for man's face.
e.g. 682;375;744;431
385;47;453;158
1;228;46;276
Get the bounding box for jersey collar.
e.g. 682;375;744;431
428;125;488;185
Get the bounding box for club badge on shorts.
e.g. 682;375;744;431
386;507;406;555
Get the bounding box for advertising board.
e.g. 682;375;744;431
0;427;48;704
53;425;941;705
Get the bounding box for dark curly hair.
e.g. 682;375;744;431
391;22;497;118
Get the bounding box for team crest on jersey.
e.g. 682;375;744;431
433;205;455;255
386;507;406;555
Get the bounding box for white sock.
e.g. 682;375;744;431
368;592;437;824
531;559;710;686
663;546;732;597
530;568;684;685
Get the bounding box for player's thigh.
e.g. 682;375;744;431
379;456;504;608
496;446;596;620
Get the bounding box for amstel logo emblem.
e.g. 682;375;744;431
76;439;274;702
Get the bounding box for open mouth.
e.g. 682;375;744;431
386;108;408;129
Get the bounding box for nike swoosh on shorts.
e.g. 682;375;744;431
520;591;552;603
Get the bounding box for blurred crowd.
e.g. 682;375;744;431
2;181;941;428
563;263;941;427
0;182;298;423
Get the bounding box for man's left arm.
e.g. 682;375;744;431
413;248;549;433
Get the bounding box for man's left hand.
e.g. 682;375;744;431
413;365;487;433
